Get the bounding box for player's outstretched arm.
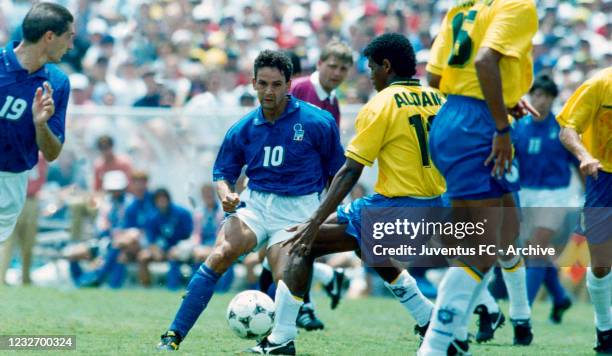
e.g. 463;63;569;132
33;82;62;161
559;127;603;179
283;158;364;256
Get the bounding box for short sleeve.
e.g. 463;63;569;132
557;80;600;134
481;0;538;59
345;105;389;166
212;127;245;184
47;77;70;143
426;13;452;75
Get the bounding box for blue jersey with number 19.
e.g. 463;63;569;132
213;95;345;196
0;42;70;173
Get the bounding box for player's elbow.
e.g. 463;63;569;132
41;149;61;162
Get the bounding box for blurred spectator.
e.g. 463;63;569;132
0;155;47;285
93;135;133;192
290;39;353;126
133;69;166;108
138;188;193;290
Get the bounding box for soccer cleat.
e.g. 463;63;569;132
324;268;347;310
594;328;612;354
414;322;429;344
296;304;324;331
157;330;182;351
474;304;505;343
550;298;572;324
245;337;296;355
511;319;534;346
447;339;471;356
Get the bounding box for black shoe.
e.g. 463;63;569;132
474;304;505;343
447;339;471;356
157;330;182;351
511;319;534;346
414;322;429;345
245;337;296;355
296;304;324;331
595;328;612;354
324;268;347;310
550;298;572;324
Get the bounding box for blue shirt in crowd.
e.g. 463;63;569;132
146;203;193;251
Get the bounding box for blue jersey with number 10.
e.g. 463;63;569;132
213;96;345;196
0;42;70;173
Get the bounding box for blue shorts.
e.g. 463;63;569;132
429;95;520;200
581;171;611;244
336;194;444;244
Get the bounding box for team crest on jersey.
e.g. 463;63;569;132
437;307;456;325
293;123;304;141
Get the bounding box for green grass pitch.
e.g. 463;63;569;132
2;287;596;355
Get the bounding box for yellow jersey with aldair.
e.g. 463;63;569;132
426;0;538;107
557;67;612;173
346;80;446;198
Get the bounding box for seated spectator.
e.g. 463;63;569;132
138;188;193;290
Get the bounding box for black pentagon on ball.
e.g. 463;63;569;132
228;310;236;319
239;316;252;326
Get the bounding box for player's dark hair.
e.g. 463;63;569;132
96;135;114;150
530;74;558;97
363;33;416;78
254;50;293;82
153;188;172;203
22;2;73;43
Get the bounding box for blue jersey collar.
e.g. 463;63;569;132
3;41;49;79
254;95;300;126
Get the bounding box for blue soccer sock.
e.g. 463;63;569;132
526;266;546;305
167;261;183;291
107;262;126;289
68;261;83;283
169;263;220;339
544;265;568;305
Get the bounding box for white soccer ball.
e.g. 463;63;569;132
226;290;275;339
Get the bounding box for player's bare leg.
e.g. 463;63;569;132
586;239;612;353
158;216;257;350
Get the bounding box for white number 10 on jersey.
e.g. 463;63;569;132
263;146;284;167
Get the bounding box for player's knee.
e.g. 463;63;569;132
207;243;239;274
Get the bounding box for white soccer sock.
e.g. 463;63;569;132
268;280;303;344
586;268;612;331
454;270;495;341
475;273;500;314
312;262;335;286
384;269;433;327
419;267;482;355
500;256;531;320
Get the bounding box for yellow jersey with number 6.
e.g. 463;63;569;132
346;80;446;198
426;0;538;107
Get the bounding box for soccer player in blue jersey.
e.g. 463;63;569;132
0;2;74;243
156;50;345;351
248;33;443;355
514;75;573;323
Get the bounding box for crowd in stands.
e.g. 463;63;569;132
0;0;609;294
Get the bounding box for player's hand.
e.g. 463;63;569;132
508;98;539;120
282;219;319;256
580;156;603;179
32;82;55;126
221;192;240;212
485;132;513;178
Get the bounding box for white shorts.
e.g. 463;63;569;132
519;187;571;236
233;188;320;251
0;171;29;243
